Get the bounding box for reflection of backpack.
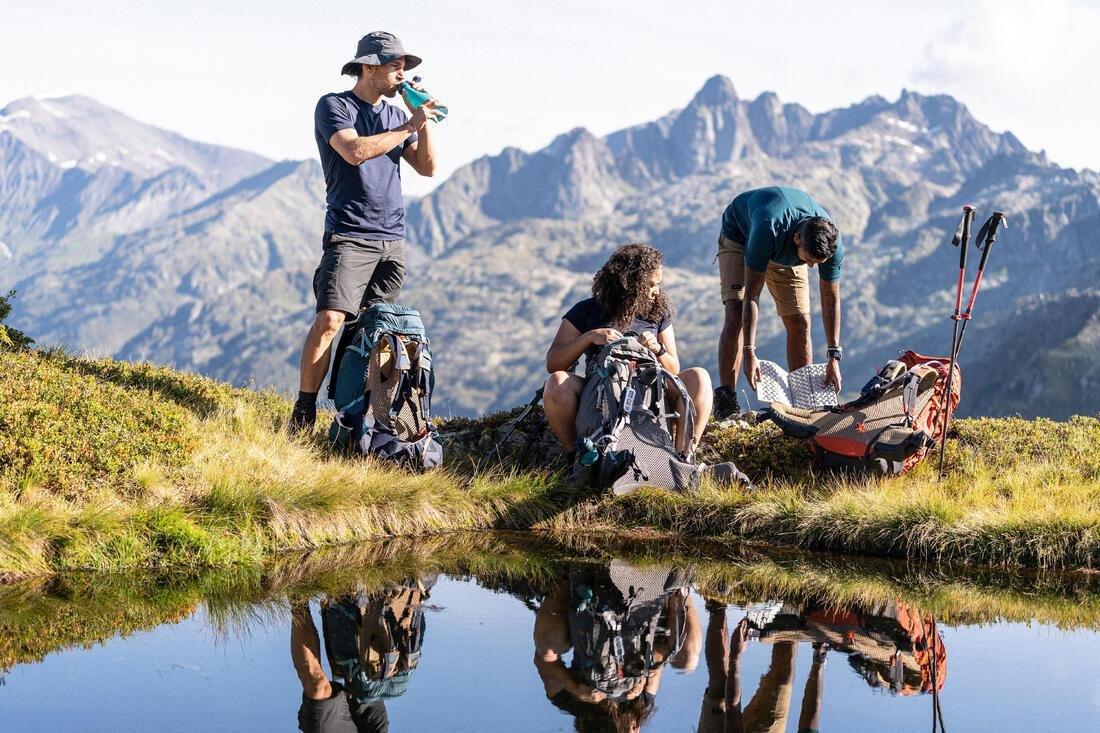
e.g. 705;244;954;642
566;562;690;699
574;336;700;495
756;600;947;696
322;581;431;705
328;304;442;470
764;351;961;475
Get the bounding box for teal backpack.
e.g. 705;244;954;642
327;303;442;469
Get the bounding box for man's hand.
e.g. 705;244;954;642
638;330;660;353
731;618;751;655
587;328;623;346
407;99;444;130
824;359;842;393
743;351;761;391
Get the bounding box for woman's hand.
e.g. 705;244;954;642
587;328;623;346
638;330;660;353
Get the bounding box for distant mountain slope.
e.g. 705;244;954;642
3;80;1098;418
0;94;272;279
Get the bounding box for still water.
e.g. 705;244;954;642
2;535;1098;732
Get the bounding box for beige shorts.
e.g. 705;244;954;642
717;234;810;317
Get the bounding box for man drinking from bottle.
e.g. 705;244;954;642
291;31;444;433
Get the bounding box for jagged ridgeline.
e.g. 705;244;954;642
2;81;1099;417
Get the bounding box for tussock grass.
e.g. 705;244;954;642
1;347;1098;576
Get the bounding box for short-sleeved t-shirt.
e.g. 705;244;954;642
563;297;671;364
720;186;844;282
314;91;417;240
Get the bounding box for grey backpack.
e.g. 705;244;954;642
566;561;691;699
574;336;700;495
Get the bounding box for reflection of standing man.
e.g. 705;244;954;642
697;602;826;733
291;31;443;433
712;187;845;419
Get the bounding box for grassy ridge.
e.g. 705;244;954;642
1;346;1098;577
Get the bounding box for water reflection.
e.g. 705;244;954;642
534;561;699;731
696;597;945;733
2;534;1098;732
291;573;436;732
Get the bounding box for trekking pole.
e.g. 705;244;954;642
953;212;1008;358
475;386;545;474
937;205;976;480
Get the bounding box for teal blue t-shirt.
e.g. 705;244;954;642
720;186;844;282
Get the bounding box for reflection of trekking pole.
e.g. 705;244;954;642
930;615;946;732
937;205;975;479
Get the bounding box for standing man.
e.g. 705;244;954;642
291;32;443;432
713;186;844;419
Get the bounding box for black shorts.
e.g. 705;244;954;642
313;233;406;315
297;684;390;733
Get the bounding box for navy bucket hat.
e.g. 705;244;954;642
341;31;422;76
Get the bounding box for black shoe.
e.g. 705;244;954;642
713;386;741;420
289;398;317;435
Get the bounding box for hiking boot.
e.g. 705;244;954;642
289;397;317;435
713;386;741;420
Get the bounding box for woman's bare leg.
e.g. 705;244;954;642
543;372;585;451
676;367;713;451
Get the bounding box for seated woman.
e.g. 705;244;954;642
544;243;712;459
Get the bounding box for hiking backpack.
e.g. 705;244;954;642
322;580;431;704
763;350;961;475
573;335;749;493
566;562;691;699
327;303;442;469
574;336;701;494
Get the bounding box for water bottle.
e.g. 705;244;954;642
575;437;599;466
400;76;448;120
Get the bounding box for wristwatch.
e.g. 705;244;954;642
827;346;843;361
655;344;668;357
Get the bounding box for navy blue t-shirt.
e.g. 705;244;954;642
314;91;417;240
563;297;672;364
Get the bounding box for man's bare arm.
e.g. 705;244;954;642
820;278;843;391
740;268;767;351
401;101;441;176
328;127;414;166
819;278;841;349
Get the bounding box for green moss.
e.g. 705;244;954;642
0;350;196;495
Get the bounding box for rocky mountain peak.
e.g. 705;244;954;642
690;75;739;107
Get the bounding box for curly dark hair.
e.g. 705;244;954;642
798;216;839;261
591;243;671;329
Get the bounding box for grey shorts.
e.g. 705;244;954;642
313;233;405;315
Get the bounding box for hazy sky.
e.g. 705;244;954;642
2;0;1097;195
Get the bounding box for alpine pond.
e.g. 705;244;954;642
3;534;1098;732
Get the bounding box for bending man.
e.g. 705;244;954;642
713;186;844;418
